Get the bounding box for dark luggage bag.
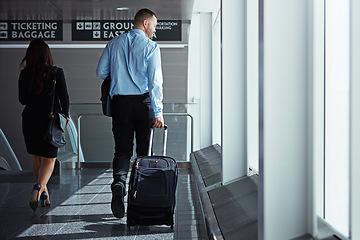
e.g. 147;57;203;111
126;125;178;229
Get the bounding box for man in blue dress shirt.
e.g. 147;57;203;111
96;8;164;218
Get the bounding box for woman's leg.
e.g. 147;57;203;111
32;155;42;181
37;157;56;202
30;155;43;211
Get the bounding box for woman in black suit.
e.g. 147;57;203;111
18;39;70;212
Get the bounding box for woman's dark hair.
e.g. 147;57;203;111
20;39;54;94
134;8;157;27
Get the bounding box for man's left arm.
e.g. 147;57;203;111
96;44;110;80
147;46;164;127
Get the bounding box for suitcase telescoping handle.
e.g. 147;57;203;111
148;124;168;156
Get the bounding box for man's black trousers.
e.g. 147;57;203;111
111;93;154;186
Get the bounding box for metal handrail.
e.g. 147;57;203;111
162;112;194;152
77;112;193;169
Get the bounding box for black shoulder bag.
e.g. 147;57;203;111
44;67;67;148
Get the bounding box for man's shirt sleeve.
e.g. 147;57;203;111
96;44;110;80
147;45;163;118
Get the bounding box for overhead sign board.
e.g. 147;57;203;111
72;20;181;41
0;20;63;41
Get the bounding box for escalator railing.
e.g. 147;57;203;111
0;129;22;170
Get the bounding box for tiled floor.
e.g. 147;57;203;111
0;167;206;240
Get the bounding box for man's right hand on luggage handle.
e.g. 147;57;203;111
153;116;164;128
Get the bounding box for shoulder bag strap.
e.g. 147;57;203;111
49;66;58;118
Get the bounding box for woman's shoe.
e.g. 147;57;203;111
30;183;40;212
40;191;51;207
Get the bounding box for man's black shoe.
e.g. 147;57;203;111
111;183;125;218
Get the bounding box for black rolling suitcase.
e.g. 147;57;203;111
126;125;178;229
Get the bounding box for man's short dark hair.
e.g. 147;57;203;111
134;8;157;27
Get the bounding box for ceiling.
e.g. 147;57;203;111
0;0;194;22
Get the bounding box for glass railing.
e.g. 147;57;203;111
59;116;84;164
0;129;22;170
69;103;193;167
